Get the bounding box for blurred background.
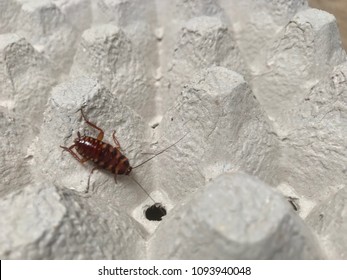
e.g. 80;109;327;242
309;0;347;50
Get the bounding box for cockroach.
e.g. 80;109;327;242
60;108;186;204
287;196;300;212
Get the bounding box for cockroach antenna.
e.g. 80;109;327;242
132;132;188;169
130;176;167;216
130;176;157;204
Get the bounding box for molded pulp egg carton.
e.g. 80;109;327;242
0;0;346;259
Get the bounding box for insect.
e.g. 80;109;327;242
287;196;300;212
60;108;186;203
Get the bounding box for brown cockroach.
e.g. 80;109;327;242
60;108;186;203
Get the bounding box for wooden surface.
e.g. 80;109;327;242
309;0;347;49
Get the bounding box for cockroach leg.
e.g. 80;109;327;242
112;131;121;149
87;166;100;193
60;145;89;164
80;108;104;141
114;173;118;184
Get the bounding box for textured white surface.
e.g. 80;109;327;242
149;172;323;259
70;24;155;120
0;0;346;259
162;16;246;112
0;33;55;132
0;108;32;196
155;67;279;203
251;8;346;129
0;183;145;259
306;186;347;259
278;62;347;202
